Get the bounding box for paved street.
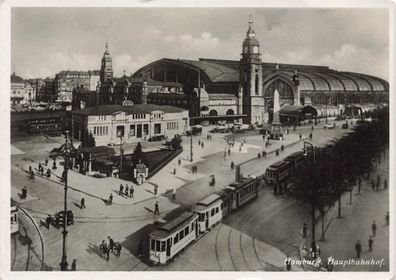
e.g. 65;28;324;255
11;118;388;271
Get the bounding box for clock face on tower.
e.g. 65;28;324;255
253;46;259;54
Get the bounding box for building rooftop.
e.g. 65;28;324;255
11;73;25;84
151;211;197;239
73;104;186;116
197;194;222;207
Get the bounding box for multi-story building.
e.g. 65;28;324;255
54;70;100;102
10;73;35;106
72;101;189;146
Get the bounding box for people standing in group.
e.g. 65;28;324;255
100;240;108;259
108;236;115;253
154;201;159;215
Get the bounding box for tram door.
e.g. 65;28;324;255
166;238;171;257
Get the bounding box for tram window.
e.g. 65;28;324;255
199;213;205;222
180;230;185;239
155;240;161;251
151;239;155;250
211;208;215;216
215;207;219;213
191;222;194;231
161;241;166;252
11;216;13;223
220;203;223;210
185;227;189;235
174;235;179;244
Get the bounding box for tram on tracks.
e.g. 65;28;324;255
148;176;259;265
149;212;198;264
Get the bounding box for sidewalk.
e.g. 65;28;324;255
301;152;389;271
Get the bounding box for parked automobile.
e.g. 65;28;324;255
324;124;334;129
148;135;166;142
341;123;348;129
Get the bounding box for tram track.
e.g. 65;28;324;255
214;224;223;271
227;228;237;271
239;231;252;271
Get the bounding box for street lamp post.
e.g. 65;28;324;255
50;131;76;271
119;135;123;175
190;134;193;162
303;141;317;258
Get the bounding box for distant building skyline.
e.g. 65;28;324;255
11;8;389;81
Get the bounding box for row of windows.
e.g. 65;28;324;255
11;213;17;223
98;115;106;120
239;184;257;199
148;98;188;105
167;122;179;130
93;126;109;135
198;206;221;221
150;222;195;252
174;222;193;245
131;114;146;119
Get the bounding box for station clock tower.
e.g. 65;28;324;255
240;16;264;124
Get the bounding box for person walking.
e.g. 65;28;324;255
154;184;158;195
108;193;113;205
386;211;389;226
106;246;110;261
71;259;77;271
368;236;374;252
100;240;107;258
302;223;307;238
154;201;159;215
125;185;129;197
372;220;377;237
285;255;292;271
172;187;176;200
108;236;115;252
299;134;302;140
119;184;124;196
52;159;57;170
178;158;181;166
21;186;27;200
115;242;122;257
130;186;134;198
137;240;143;258
355;240;362;258
80;198;86;209
46;168;51;178
46;215;52;229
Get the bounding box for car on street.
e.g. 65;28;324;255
148;135;166;142
342;123;348;129
324;123;334;129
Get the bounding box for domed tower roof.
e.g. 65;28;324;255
242;15;260;47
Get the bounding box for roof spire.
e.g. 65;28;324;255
247;15;255;38
105;39;109;53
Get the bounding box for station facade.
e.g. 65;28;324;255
93;17;388;126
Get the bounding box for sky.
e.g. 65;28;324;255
11;7;389;80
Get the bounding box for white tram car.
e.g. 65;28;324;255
11;199;19;234
194;194;223;233
149;212;198;264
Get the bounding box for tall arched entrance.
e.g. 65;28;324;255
264;79;294;123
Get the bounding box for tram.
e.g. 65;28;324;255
149;212;198;264
194;194;223;233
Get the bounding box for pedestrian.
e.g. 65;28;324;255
71;259;77;271
45;158;48;166
201;142;204;148
119;184;124;196
173;168;176;175
130;186;134;198
376;175;381;192
309;133;312;140
281;145;284;152
108;236;114;252
368;236;374;252
384;178;387;190
46;168;51;178
299;134;302;140
198;140;201;145
29;165;33;174
172;187;176;200
263;151;266;158
154;201;159;215
22;186;27;200
311;126;314;131
257;153;261;159
125;185;129;197
46;215;52;229
100;240;107;258
115;242;122;257
106;246;110;261
285;255;292;271
154;184;158;195
386;211;389;226
80;198;86;209
228;148;231;156
178;158;181;166
137;240;143;258
52;159;57;170
109;193;113;205
372;220;377;237
302;223;307;238
231;161;234;169
355;240;362;258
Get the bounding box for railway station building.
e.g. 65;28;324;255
91;17;388;126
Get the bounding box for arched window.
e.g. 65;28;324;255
226;109;234;115
209;110;218;116
264;79;293;99
201;106;209;111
